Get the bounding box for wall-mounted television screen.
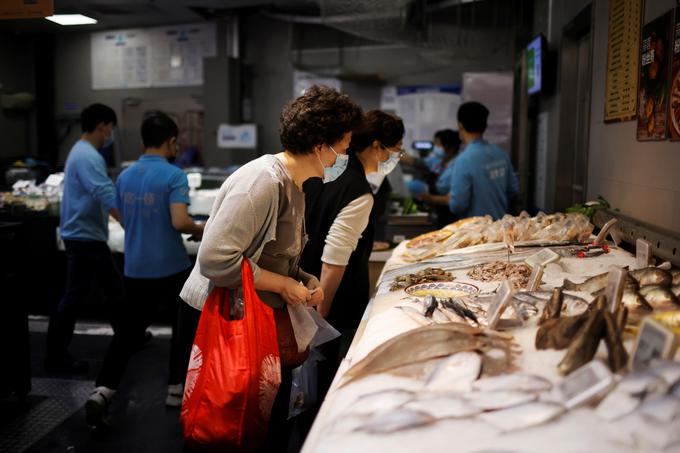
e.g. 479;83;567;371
527;35;544;95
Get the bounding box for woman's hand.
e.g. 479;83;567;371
281;278;311;306
309;287;325;307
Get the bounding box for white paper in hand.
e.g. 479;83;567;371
307;308;341;347
287;304;319;353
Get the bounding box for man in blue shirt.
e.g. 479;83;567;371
421;102;519;220
46;103;123;374
86;111;204;429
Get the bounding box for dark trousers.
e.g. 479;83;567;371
96;268;201;390
46;240;124;362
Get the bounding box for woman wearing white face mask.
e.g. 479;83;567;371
300;110;404;408
179;85;362;449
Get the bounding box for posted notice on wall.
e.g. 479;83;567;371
91;22;216;90
604;0;642;123
385;85;461;155
668;9;680;140
636;11;673;141
217;124;257;149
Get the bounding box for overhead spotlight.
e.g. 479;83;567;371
45;14;98;26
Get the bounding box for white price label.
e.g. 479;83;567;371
525;248;560;268
603;268;627;313
487;280;514;330
44;173;64;187
527;264;545;291
630;318;679;371
636;238;653;269
557;360;614;409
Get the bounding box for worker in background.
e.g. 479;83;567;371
421;102;518;220
45;103;123;374
301;110;405;419
412;129;462;227
86;112;204;429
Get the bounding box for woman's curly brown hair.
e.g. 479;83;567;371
279;85;363;155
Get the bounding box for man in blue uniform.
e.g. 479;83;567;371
86;112;204;429
447;101;518;220
46;103;122;374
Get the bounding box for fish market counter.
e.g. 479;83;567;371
302;241;680;453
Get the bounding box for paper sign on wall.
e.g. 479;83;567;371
217;124;257;149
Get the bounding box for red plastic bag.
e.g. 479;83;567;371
181;258;281;451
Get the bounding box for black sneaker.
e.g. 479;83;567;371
44;356;89;374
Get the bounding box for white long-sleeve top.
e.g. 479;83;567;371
321;193;374;266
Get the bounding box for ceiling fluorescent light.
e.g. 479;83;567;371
45;14;98;26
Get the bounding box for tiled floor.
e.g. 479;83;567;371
0;320;185;453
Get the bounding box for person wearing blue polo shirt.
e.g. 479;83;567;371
421;102;519;221
86;112;204;429
46;103;123;374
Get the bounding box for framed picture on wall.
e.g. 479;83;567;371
668;8;680;140
636;10;673;141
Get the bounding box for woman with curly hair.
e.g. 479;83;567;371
179;85;362;445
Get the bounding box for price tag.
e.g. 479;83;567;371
12;180;31;190
603;268;627;313
556;360;615;409
525;248;560;268
44;173;64;187
630;318;679;371
636;238;653;269
594;218;618;245
610;226;623;246
487;280;514;330
527;264;545;291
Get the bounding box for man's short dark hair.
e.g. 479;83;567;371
279;85;363;155
457;102;489;134
141;111;179;148
81;103;117;133
349;110;404;155
434;129;461;151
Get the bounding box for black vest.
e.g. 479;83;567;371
301;155;374;329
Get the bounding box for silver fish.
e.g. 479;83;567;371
617;371;669;396
426;351;482;392
639;394;680;423
513;291;589;316
463;390;537;411
639;285;680;310
403;396;481;419
595;389;641;421
349;389;415;416
649;359;680;387
396;306;433;326
672;269;680;286
630;267;672;287
356;409;434;433
340;324;516;388
478;402;565;432
563;270;638;294
424;295;438;318
562;272;609;293
621;289;653;313
672;284;680;298
472;373;552;393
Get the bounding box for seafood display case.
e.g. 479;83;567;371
302;211;680;453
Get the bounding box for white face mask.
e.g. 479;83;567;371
317;145;348;183
366;172;385;194
378;149;401;176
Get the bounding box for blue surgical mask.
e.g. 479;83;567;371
432;146;445;159
378;149;401;176
318;145;348;183
102;132;115;148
